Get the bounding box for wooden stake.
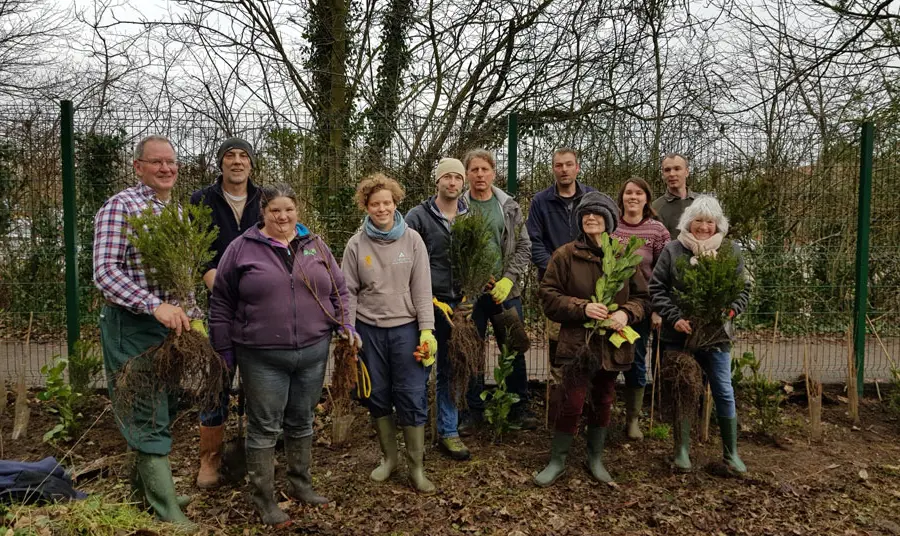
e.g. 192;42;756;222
847;326;859;425
649;329;662;429
866;315;896;370
804;342;822;442
11;312;33;441
701;383;713;442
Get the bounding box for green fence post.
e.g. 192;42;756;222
507;113;518;197
853;122;874;396
61;100;79;356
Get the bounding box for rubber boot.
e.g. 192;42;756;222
624;386;645;440
585;426;613;483
717;416;747;474
673;418;692;472
246;447;292;528
370;416;399;482
285;435;329;505
196;424;225;489
130;455;192;510
403;425;436;494
134;453;197;529
533;432;573;487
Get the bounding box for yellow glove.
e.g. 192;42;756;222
489;277;514;303
433;298;454;325
190;318;208;338
415;329;438;367
609;325;640;348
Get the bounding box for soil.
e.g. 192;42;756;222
2;385;900;536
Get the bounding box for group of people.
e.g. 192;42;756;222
93;135;750;529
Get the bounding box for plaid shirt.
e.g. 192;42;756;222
93;182;201;318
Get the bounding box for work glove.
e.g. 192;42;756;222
433;298;454;324
190;318;208;338
414;329;438;367
489;277;514;304
457;298;475;320
339;323;363;350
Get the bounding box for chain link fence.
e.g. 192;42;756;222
0;105;896;386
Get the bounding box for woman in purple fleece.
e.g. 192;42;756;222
209;183;356;528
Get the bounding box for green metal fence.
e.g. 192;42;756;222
0;103;896;387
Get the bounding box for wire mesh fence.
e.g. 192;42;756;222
0;104;896;387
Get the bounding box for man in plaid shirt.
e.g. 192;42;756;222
93;134;197;528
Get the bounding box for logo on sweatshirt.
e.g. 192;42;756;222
393;251;412;265
364;255;373;268
303;248;317;256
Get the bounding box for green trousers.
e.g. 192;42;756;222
100;304;177;455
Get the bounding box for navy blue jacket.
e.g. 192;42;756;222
189;176;262;274
526;181;596;279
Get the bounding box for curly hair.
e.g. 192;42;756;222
355;173;405;211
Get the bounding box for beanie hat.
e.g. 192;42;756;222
435;158;466;184
573;191;619;237
216;137;256;170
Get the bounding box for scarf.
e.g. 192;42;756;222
678;231;725;261
364;210;407;242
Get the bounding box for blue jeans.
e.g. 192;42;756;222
236;337;329;450
357;320;430;427
665;344;736;418
465;294;529;413
435;301;459;438
623;318;650;388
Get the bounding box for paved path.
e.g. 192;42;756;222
2;335;896;388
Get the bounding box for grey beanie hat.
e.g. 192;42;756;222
216;137;256;169
573;191;619;237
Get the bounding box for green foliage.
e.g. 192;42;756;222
674;240;745;350
451;212;500;300
37;358;83;443
480;345;521;441
647;423;671;440
583;233;644;337
4;495;160;536
125;201;217;303
67;340;103;395
733;351;784;435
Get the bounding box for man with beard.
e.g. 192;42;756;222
651;153;697;240
406;158;472;461
189;137;261;489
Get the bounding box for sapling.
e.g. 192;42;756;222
481;344;521;441
115;201;225;414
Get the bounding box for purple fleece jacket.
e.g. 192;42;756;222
209;224;351;352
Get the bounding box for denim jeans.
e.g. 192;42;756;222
236;337;329;450
665;344;736;418
435;301;460;438
199;368;235;427
622;318;651;388
465;294;529;413
356;320;430;427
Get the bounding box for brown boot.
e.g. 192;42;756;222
196;424;225;489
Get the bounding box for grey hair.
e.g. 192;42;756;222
134;135;175;160
463;148;496;171
677;194;729;235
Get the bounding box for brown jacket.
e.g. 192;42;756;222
539;240;650;372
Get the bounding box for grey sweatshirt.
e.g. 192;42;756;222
341;228;435;330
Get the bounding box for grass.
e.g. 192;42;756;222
2;495;194;536
647;423;671;440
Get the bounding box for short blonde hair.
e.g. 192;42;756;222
355;173;405;211
677;195;729;235
463;149;496;171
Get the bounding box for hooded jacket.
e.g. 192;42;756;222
461;186;532;300
405;196;468;302
208;224;350;352
189;176;262;274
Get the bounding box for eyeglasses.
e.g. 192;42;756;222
138;159;180;168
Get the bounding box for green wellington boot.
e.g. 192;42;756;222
370;416;400;482
584;426;613;483
246;447;292;528
624;386;645;440
403;426;436;494
717;416;747;474
533;432;574;487
134;453;197;529
285;435;329;505
673;418;692;473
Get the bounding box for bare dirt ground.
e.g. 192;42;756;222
2;384;900;536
